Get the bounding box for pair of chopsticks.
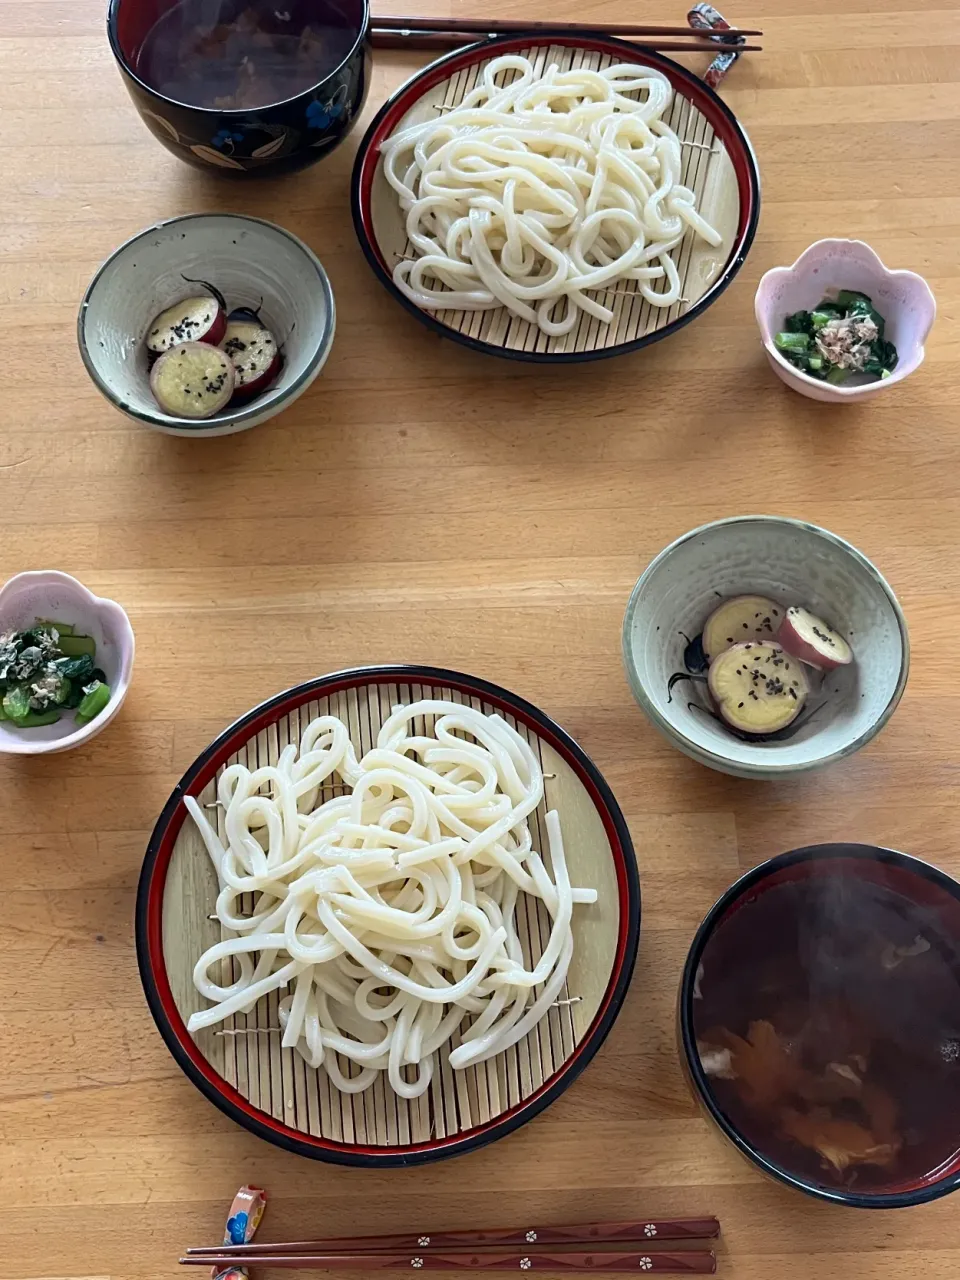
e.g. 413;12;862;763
182;1216;720;1272
368;15;761;54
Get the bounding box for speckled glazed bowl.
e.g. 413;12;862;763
622;516;909;779
78;214;335;437
0;571;134;755
755;240;936;403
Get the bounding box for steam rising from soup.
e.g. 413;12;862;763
694;868;960;1192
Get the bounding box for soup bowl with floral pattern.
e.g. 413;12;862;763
107;0;371;175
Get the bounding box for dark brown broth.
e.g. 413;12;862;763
136;1;356;110
693;876;960;1191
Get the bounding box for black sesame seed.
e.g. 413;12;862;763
738;702;744;708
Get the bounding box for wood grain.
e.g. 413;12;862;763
2;1;960;1279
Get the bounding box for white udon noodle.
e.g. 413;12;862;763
380;54;723;337
185;700;597;1100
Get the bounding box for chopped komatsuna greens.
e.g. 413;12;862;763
76;680;111;725
0;621;111;729
775;290;898;383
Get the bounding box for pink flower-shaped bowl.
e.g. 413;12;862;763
755;239;936;402
0;571;134;755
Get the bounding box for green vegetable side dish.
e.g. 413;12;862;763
774;289;899;384
0;621;111;730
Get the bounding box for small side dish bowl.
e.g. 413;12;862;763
78;213;335;437
622;516;908;779
107;0;371;176
0;571;134;756
678;844;960;1207
755;240;936;402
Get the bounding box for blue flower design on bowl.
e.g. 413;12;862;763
110;0;372;177
212;127;245;152
306;97;344;131
226;1211;249;1245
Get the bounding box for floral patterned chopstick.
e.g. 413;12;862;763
184;1250;717;1273
187;1217;720;1258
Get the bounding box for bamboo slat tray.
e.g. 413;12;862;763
352;34;760;362
137;666;640;1165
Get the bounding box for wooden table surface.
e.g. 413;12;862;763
3;0;960;1277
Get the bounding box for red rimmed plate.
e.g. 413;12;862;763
351;33;760;363
137;665;640;1165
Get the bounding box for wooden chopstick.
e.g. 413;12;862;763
180;1251;717;1273
370;32;760;53
371;16;761;39
185;1217;721;1257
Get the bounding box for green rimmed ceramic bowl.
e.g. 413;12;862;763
622;515;909;779
78;213;335;437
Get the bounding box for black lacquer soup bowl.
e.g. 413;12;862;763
107;0;371;176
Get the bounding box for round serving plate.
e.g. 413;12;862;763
351;32;760;363
137;665;640;1165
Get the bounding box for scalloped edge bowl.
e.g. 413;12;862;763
0;571;135;754
755;239;936;402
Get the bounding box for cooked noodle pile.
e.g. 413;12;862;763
186;701;597;1099
380;54;723;336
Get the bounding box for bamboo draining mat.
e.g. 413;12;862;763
161;679;621;1148
369;43;741;357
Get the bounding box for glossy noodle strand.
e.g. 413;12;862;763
185;701;597;1099
380;55;723;335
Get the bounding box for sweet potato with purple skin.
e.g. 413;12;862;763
702;595;784;661
708;641;809;735
149;341;235;418
145;296;226;354
220;319;281;402
776;606;854;671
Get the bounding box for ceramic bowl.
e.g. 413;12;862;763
0;571;135;756
679;844;960;1207
621;516;909;779
755;240;936;403
107;0;371;176
78;214;336;437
